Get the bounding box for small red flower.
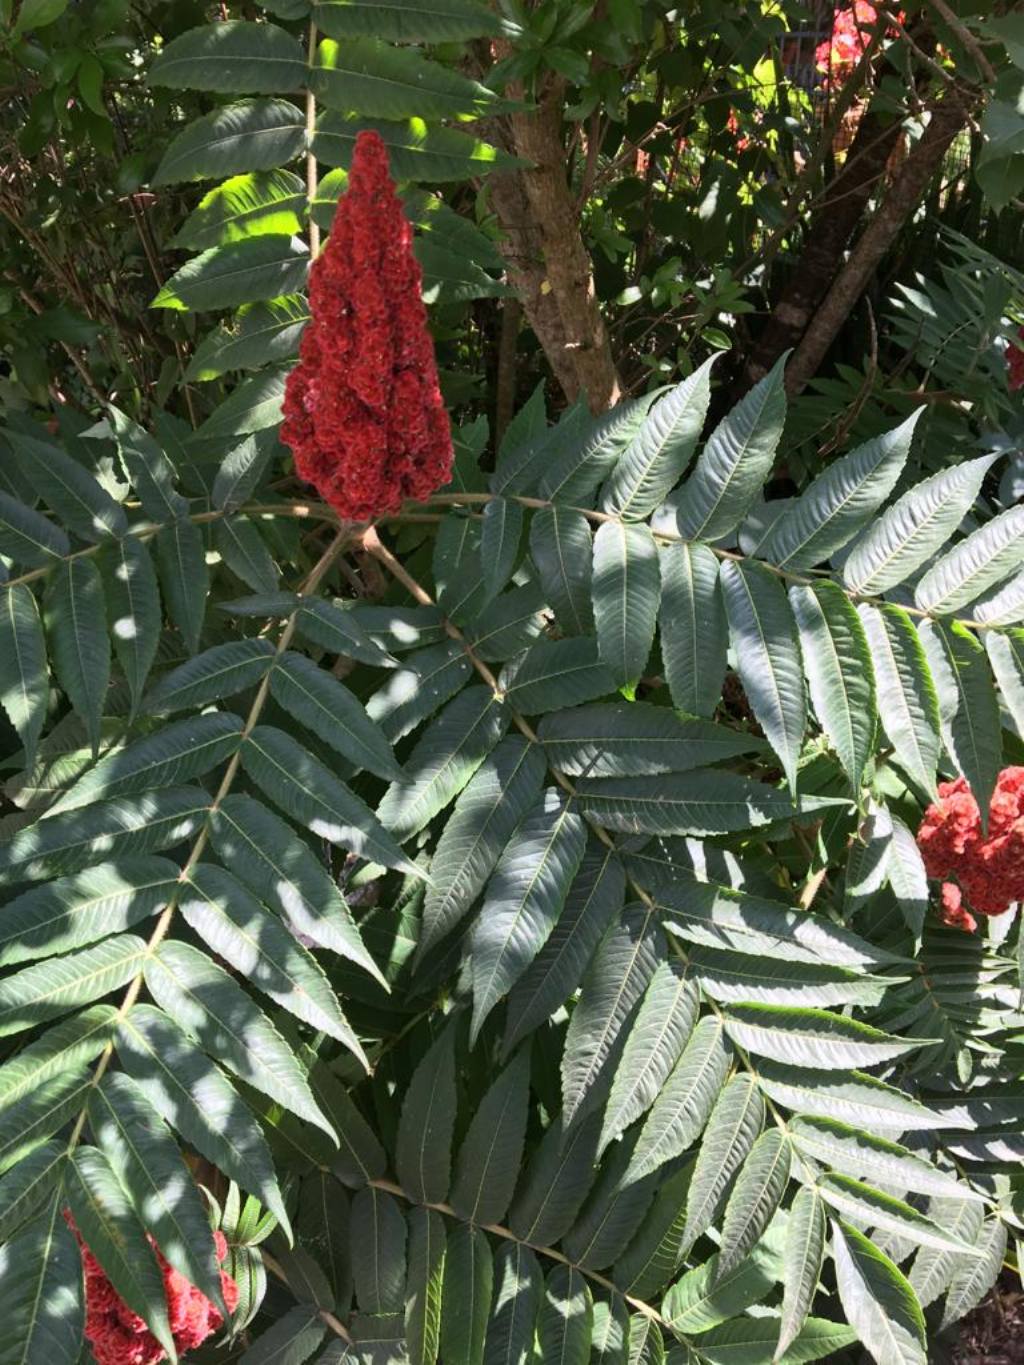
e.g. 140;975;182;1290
280;129;453;522
66;1214;239;1364
916;768;1024;930
1007;325;1024;392
816;3;903;85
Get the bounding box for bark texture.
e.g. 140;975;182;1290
743;104;907;386
483;74;621;412
786;83;974;395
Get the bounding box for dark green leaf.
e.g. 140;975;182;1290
395;1025;457;1205
378;686;509;840
0;492;70;567
155;518;209;655
0;787;208;886
45;558;109;757
576;770;841;837
350;1186;406;1314
53;712;243;816
98;536;161;716
0;584;48;770
0;857;177;966
592;521;661;690
470;788;587;1043
174;170;306;253
537;1265;592;1365
451;1047;531;1226
760;411;920;571
500;637;615;714
508;1110;602;1246
538;703;765;778
107;408;187;521
503;842;625;1053
919;620;1002;830
420;735;546;960
561;904;662;1127
682;1074;764;1253
915;503;1024;616
145;639;276;715
89;1070;227;1314
313;113;522;183
405;1207;445;1365
271;651;400;780
776;1186;826;1359
653;876;902;970
857;603;941;798
720;559;806;792
601;357;716;521
215;517;279;595
939;1216;1007;1331
625;1016;732;1183
790;581;876;793
830;1219;926;1365
314;0;500;42
659;541;728;718
528;507;593;636
819;1175;979;1253
149;21;306;92
0;1139;65;1242
0;933;146;1038
673;353;787;542
311;37;504;120
600;959;698;1153
240;727;415;883
117;1004;290;1235
7;426;125;542
180;863;366;1060
153;236;308;312
754;1062;945;1132
210;794;395;969
440;1223;491;1365
482;1242;542;1365
0;1192;83;1365
144;939;336;1133
240;1305;326;1363
366;641;472;742
153;98;305;186
481;498;523;598
843;454;999;595
721;1003;922;1070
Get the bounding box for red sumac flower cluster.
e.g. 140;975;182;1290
917;768;1024;931
281;129;453;523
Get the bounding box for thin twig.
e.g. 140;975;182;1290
925;0;997;84
306;20;321;261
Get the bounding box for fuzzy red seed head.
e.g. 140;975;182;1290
65;1212;238;1365
280;128;454;522
916;768;1024;929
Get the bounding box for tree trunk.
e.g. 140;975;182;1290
483;75;621;413
786;83;974;395
742;103;908;386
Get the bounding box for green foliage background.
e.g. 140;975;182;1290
0;2;1023;1363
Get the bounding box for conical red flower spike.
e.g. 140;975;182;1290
281;129;453;522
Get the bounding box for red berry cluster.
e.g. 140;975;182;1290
66;1214;239;1365
280;129;453;522
1007;325;1024;391
916;768;1024;932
